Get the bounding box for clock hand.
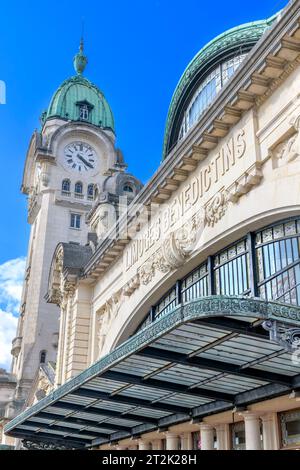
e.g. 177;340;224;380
77;154;94;169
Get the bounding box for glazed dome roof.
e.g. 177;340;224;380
42;40;115;132
163;14;278;158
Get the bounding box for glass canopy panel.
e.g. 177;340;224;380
154;364;218;385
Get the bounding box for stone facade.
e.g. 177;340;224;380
45;0;300;450
4;0;300;451
52;3;300;371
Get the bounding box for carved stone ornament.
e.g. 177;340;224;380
227;162;263;203
205;191;228;227
263;319;300;352
35;375;53;402
22;439;76;450
122;273;140;296
139;210;205;285
139;260;156;285
273;114;300;166
98;207;109;238
61;279;76;297
49;288;62;306
97;289;123;356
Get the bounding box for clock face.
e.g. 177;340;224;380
63;141;97;173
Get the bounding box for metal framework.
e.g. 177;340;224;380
136;218;300;333
4;296;300;449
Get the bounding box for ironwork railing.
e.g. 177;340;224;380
135;217;300;333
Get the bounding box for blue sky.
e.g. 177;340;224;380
0;0;287;368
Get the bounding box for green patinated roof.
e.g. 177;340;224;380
43;74;115;131
163;14;279;158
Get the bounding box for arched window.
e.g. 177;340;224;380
179;54;247;141
62;179;70;194
40;350;47;364
74;181;83;198
87;184;95;200
123;184;134;194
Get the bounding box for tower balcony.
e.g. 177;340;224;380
54;190;94;209
11;336;22;358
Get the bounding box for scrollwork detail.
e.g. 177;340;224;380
205;191;228;227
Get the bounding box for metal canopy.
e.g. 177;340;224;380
5;296;300;449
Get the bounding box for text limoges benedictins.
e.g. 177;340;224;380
125;127;247;272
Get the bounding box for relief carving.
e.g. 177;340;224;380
139;261;155;285
139;211;204;285
122;273;140;296
97;289;123;355
227;162;263;203
205;191;228;227
273;114;300;167
35;376;53;401
34;367;54;403
40;162;50;187
98;207;109;238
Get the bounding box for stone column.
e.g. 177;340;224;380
65;283;92;381
215;424;230;450
60;292;73;383
165;432;180;450
199;424;215;450
152;439;164;450
261;413;279;450
116;444;128;450
242;412;261;450
138;439;151;450
54;296;69;387
181;432;193;450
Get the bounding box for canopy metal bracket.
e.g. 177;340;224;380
262;320;300;352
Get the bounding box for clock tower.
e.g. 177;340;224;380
8;41;142;415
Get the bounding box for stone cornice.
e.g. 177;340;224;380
82;0;300;280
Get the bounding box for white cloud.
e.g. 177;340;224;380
0;309;18;370
0;257;26;314
0;257;26;369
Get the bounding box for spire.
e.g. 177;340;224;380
73;34;88;75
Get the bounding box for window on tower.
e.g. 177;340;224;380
40;350;47;364
79;104;89;121
70;213;81;229
87;184;95;200
74;181;83;198
61;179;71;195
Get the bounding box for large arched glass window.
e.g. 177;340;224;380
179;54;247;141
74;181;83;198
133;218;300;334
61;179;70;195
255;220;300;305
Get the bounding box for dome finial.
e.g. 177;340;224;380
73;23;88;75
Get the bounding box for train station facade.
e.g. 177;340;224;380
3;0;300;451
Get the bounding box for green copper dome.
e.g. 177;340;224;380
163;14;279;158
42;42;115;132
